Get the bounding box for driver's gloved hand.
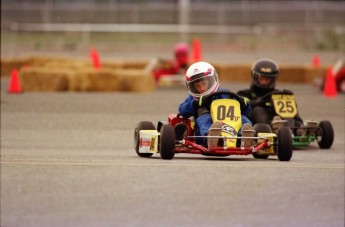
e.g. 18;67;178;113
249;98;264;107
192;100;200;109
238;96;249;113
193;95;207;109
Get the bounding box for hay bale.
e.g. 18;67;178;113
102;60;149;70
1;56;90;77
117;69;155;92
101;61;127;70
20;67;70;92
72;68;121;92
279;65;307;83
0;55;331;87
213;63;251;82
226;64;251;82
1;58;30;76
25;56;72;67
122;60;150;69
214;63;327;83
304;66;328;83
28;56;96;71
70;68;154;92
65;70;87;91
7;55;330;93
19;66;154;92
42;59;90;70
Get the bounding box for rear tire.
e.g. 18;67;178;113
252;123;272;159
277;126;293;161
317;121;334;149
134;121;156;157
160;124;176;160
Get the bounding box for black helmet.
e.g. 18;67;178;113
251;58;279;90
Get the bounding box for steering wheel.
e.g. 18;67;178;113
202;91;246;110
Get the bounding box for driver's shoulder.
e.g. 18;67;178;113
181;95;195;103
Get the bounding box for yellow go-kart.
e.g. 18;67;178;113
134;91;293;161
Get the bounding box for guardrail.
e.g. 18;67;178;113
10;23;261;35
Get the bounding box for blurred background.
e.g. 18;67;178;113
1;0;345;64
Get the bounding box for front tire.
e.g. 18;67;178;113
252;123;272;159
317;121;334;149
160;124;176;160
134;121;156;157
277;126;293;161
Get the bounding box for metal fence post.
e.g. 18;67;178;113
178;0;190;42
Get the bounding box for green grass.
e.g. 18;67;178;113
1;30;344;52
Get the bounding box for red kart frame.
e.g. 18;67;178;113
168;114;272;156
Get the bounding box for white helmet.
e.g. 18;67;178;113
185;62;219;99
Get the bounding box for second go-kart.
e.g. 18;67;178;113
134;91;293;161
254;90;334;149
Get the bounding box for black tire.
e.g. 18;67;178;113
252;123;272;159
160;124;176;160
317;121;334;149
253;123;272;133
134;121;156;157
277;126;293;161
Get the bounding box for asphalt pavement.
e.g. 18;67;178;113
1;79;344;227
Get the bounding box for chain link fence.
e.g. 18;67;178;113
1;0;344;59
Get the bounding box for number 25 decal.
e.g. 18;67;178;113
272;94;298;118
277;100;295;113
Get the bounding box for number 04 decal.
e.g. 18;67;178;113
272;94;298;118
216;105;240;121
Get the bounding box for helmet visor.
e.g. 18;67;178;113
253;72;278;88
187;75;217;96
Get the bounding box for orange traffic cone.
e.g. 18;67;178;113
323;68;337;98
8;69;22;93
192;38;202;62
312;54;320;68
89;48;101;69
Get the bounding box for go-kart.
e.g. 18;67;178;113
134;91;293;161
252;90;334;149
